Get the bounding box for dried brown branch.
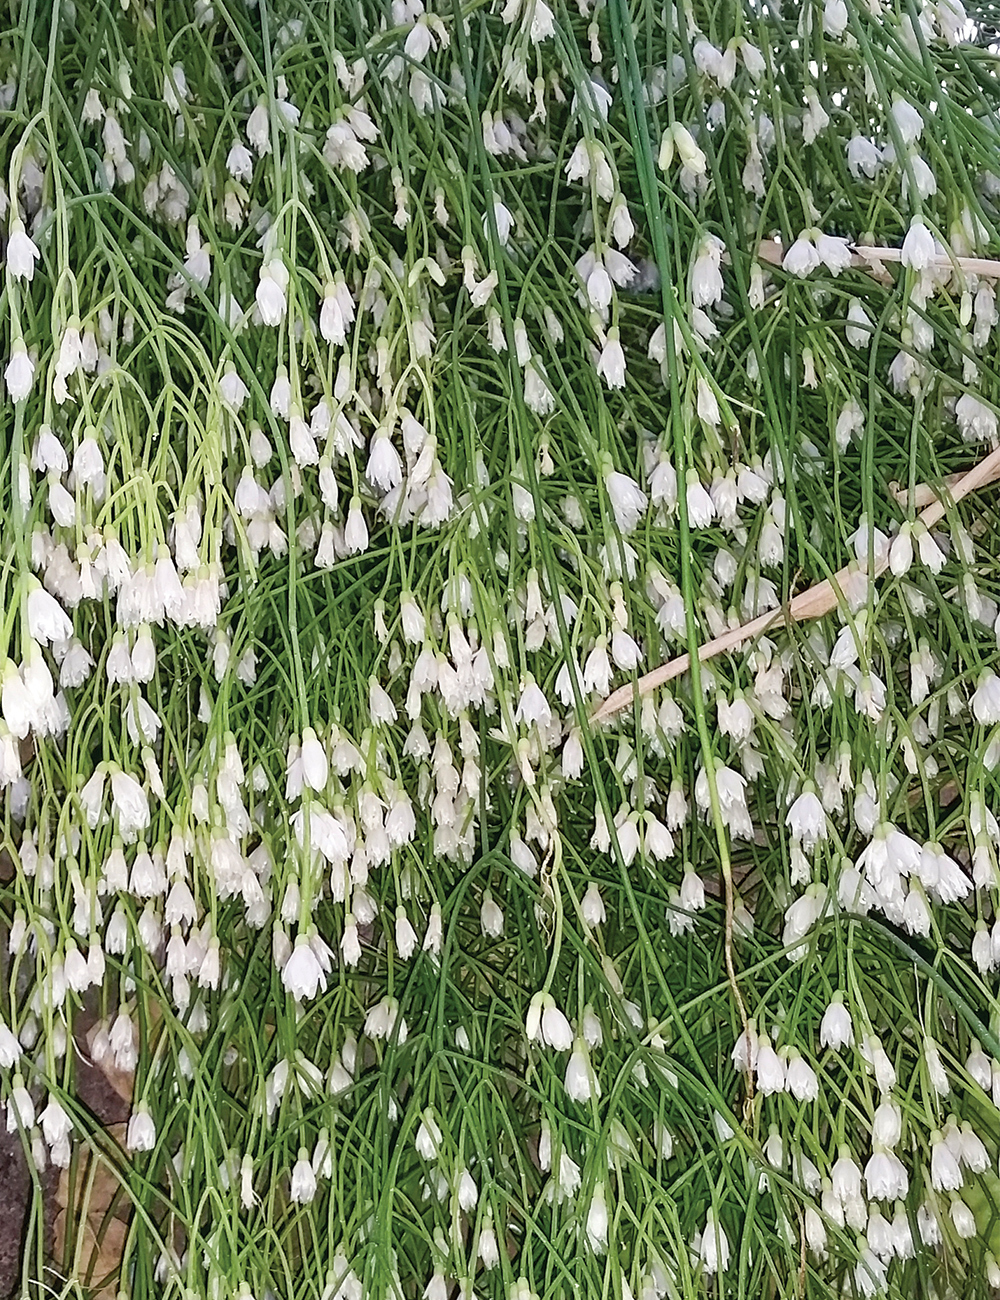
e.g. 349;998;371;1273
889;456;1000;510
755;239;1000;282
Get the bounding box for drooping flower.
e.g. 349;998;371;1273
699;1209;730;1274
787;230;826;278
901;216;936;271
126;1104;157;1152
604;465;647;533
6;222;41;280
4;341;33;402
281;938;327;1001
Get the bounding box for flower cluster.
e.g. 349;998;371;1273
2;1;1000;1298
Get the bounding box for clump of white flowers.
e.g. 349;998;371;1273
3;1;1000;1298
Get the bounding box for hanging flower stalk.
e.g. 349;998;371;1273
3;2;1000;1299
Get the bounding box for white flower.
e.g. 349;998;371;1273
515;675;551;728
415;1110;442;1159
783;886;826;948
487;198;513;246
888;525;913;576
820;999;853;1050
219;365;249;411
847;136;882;178
696;375;720;427
646;815;675;861
0;1019;21;1068
344;499;369;554
27;586;72;646
901;217;936;271
256;259;288;325
786;788;827;851
110;768;150;839
40;1097;72;1147
529;0;555;42
7;223;41;280
830;1150;862;1203
955;393;998;443
247;102;271;154
396;908;418;959
581;882;605;927
5;342;34;402
403;18;433;61
64;942;90;992
671;124;707;176
957;1122;989;1173
867;1207;894;1259
564;1040;600;1102
782;233;820;277
815;233;852;275
596;330;626;389
801;88;827;143
804;1206;827;1259
364;995;406;1042
604;466;647;533
341;917;361;966
823;0;848;35
292;806;348;865
584;261;613;311
299;727;328;791
690;235;723;304
126;1105;156;1152
930;1133;963;1190
785;1051;819;1101
73;437;104;490
565;139;591;184
369;677;396;725
755;1037;785;1094
524;992;545;1045
693;38;724;79
366;431;403;492
572;78;612;121
226;140;253;181
740;40;765;79
686;472;715;528
731;1023;758;1073
282;938;326;1000
583;640;611;697
854;1246;887;1298
860;1032;897;1094
699;1209;729;1274
951;1197;976;1239
924;1037;950;1096
481;893;504;936
872;1101;901;1148
904;154;937;201
7;1082;34;1132
540;995;573;1051
399;593;425;644
585;1184;608;1253
915;525;945;572
290;1150;317;1203
864;1147;908;1200
680;870;705;911
917;1201;942;1246
846;298;872;348
972;671;1000;725
892;97;924;145
608;197;633;248
457;1168;478;1210
833;399;864;451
